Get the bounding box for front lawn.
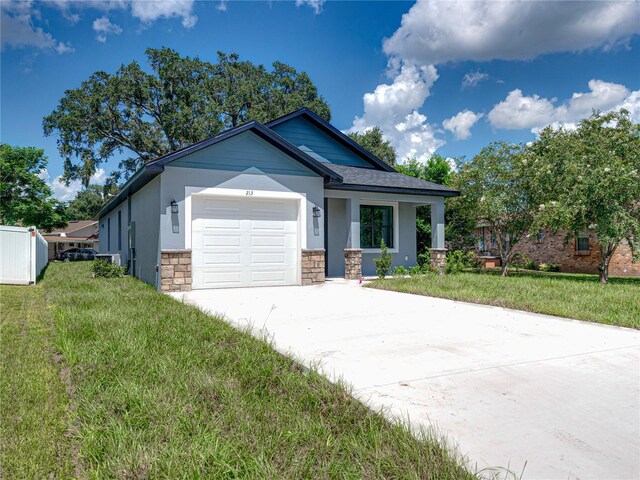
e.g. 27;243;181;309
369;270;640;329
0;262;476;479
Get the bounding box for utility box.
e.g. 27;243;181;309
95;253;122;266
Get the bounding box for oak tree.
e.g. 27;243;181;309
44;49;331;187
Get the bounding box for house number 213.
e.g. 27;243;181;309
246;190;254;196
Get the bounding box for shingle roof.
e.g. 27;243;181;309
98;111;458;218
324;164;459;197
48;220;97;235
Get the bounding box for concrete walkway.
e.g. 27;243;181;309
171;280;640;479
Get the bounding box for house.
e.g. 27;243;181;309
97;108;459;291
43;220;99;260
475;226;639;276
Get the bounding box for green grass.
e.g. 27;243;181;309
1;262;477;479
0;280;72;478
369;270;640;329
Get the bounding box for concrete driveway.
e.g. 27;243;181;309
171;280;640;479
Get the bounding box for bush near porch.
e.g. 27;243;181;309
369;270;640;329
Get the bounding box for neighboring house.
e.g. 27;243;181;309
476;226;639;276
97;108;458;291
43;220;99;260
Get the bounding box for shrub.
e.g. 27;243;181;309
92;259;127;278
409;265;424;276
417;252;431;268
373;240;393;279
445;250;477;274
511;253;536;271
391;265;409;277
539;262;561;272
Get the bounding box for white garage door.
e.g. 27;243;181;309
192;195;299;289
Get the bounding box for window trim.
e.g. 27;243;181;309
107;217;111;251
359;201;399;253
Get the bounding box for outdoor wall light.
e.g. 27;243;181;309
170;199;179;214
312;205;321;218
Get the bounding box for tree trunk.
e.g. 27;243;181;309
598;241;618;284
500;257;509;276
598;266;608;284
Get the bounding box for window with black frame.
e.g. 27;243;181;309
576;234;590;252
360;205;393;248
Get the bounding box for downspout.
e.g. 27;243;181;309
128;194;134;276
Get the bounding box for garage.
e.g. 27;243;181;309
191;195;300;289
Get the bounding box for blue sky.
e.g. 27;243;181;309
1;0;639;200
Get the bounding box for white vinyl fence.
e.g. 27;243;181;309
0;225;49;285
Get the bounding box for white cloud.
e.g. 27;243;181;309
383;1;640;65
489;80;637;131
2;0;198;54
1;1;74;54
556;79;629;121
350;1;637;163
92;16;122;43
295;0;325;15
90;168;107;185
462;71;489;89
445;157;457;170
618;90;640;123
488;89;556;130
216;1;227;13
130;0;197;28
349;63;444;162
443;110;483;140
39;168;107;202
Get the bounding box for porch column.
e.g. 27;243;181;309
430;199;446;274
344;197;362;280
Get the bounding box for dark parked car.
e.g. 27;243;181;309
56;248;98;262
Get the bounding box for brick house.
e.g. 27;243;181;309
475;226;639;276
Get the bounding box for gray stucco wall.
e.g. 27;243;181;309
326;195;417;277
130;176;161;286
98;198;129;265
160;166;325;251
326;198;348;277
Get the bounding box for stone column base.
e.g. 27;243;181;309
161;249;192;292
344;248;362;280
430;248;447;275
301;249;325;286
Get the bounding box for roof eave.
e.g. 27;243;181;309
97;120;344;219
96;164;164;219
325;183;461;198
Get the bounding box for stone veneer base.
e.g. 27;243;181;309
344;248;362;280
430;248;447;275
161;249;192;292
301;249;325;286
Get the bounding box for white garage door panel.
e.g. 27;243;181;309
192;196;299;289
204;235;241;247
203;252;241;264
251;253;286;264
201;271;242;286
251;271;286;283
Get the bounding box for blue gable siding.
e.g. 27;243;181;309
270;117;372;168
169;131;317;176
